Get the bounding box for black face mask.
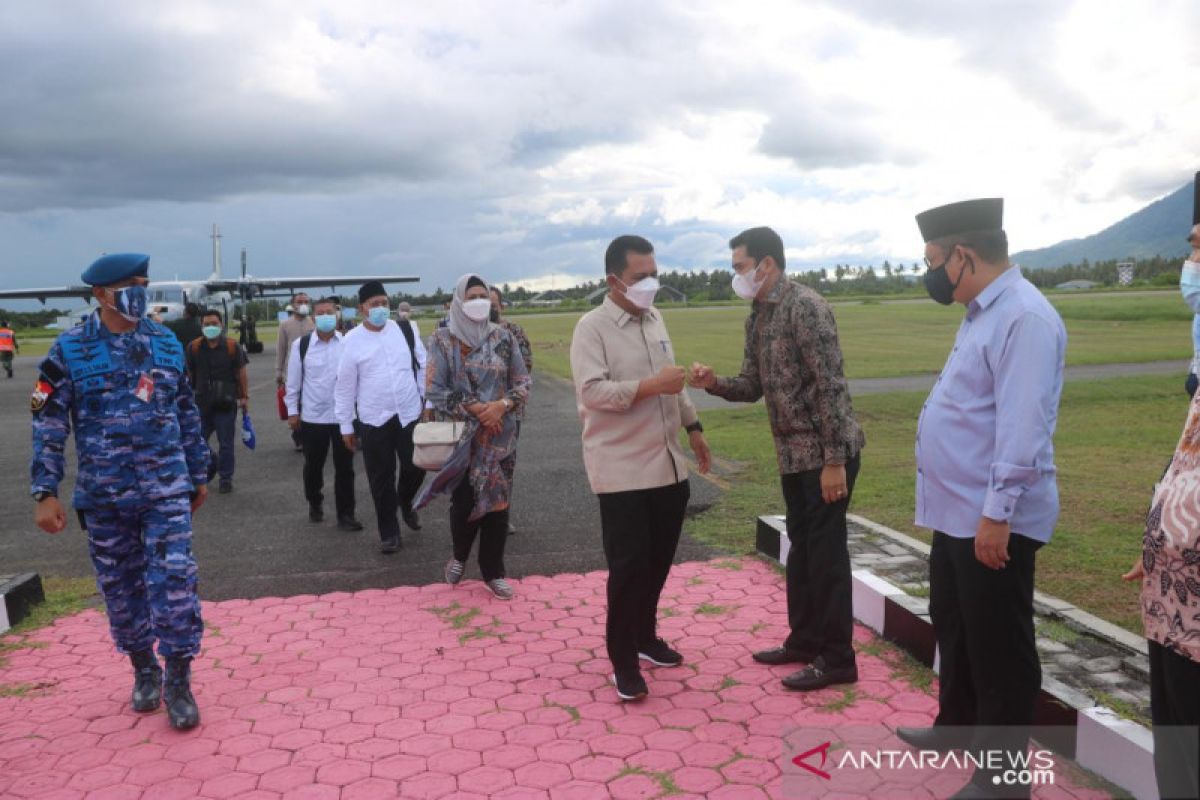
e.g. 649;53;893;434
923;251;970;305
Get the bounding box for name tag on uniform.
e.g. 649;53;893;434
135;373;155;403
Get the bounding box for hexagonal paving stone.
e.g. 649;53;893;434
199;771;259;799
260;764;318;793
0;556;1119;800
315;758;372;787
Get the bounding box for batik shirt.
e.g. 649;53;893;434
500;319;533;421
1142;390;1200;664
708;278;864;474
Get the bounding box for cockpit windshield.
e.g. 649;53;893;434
148;287;185;304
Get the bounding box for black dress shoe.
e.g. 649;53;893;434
337;516;364;532
895;726;971;753
752;646;816;666
380;536;402;554
402;509;422;531
781;658;858;691
309;505;324;523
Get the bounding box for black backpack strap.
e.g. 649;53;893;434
295;332;313;414
398;320;421;393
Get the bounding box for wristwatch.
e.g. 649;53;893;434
32;490;56;502
685;421;704;434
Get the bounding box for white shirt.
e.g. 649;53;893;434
334;319;427;434
285;331;343;424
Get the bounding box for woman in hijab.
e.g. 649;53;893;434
416;274;531;600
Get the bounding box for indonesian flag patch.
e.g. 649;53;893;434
30;379;53;413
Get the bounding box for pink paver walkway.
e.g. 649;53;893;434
0;557;1110;799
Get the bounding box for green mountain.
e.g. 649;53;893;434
1013;182;1192;269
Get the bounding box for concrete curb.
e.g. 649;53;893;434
758;514;1158;800
0;573;44;635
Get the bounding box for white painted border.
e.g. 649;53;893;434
758;514;1159;800
1076;707;1157;800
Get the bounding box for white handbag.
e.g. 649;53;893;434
412;421;465;471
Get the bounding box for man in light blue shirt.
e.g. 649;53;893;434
897;198;1066;799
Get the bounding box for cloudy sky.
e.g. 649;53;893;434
1;0;1197;300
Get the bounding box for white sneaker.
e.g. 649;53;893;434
444;558;465;586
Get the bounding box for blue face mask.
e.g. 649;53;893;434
202;325;222;340
367;306;390;327
108;285;148;322
315;314;337;333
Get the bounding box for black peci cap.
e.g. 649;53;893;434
916;198;1003;243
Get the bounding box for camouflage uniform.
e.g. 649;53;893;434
31;311;208;658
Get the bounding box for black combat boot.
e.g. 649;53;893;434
129;650;163;713
163;657;200;730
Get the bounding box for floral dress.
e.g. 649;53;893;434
414;324;531;521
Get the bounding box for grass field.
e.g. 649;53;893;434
518;292;1193;382
521;291;1194;633
676;373;1184;633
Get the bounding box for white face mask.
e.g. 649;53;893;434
295;303;311;316
462;298;493;322
732;262;767;300
618;276;660;310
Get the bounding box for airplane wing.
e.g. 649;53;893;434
0;285;93;303
208;275;419;295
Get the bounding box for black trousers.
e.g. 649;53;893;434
929;529;1042;792
597;480;690;674
1149;639;1200;800
449;477;508;581
358;415;425;541
301;422;355;518
780;456;860;669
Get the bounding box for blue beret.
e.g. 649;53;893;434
81;253;150;286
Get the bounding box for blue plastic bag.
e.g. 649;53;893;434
241;409;256;450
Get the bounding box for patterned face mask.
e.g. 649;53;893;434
107;285;148;322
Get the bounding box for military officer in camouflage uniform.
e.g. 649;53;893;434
31;252;209;730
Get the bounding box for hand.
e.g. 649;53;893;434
655;366;686;396
476;401;505;432
34;496;67;534
342;434;357;453
238;398;249;411
190;484;208;514
276;376;285;387
287;415;301;431
1190;224;1200;262
974;517;1011;570
422;408;435;423
688;362;716;390
1122;555;1147;582
820;463;848;504
689;430;712;474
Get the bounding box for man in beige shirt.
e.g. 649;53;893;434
570;234;711;702
276;292;315;450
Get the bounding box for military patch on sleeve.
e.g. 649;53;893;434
31;379;54;413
